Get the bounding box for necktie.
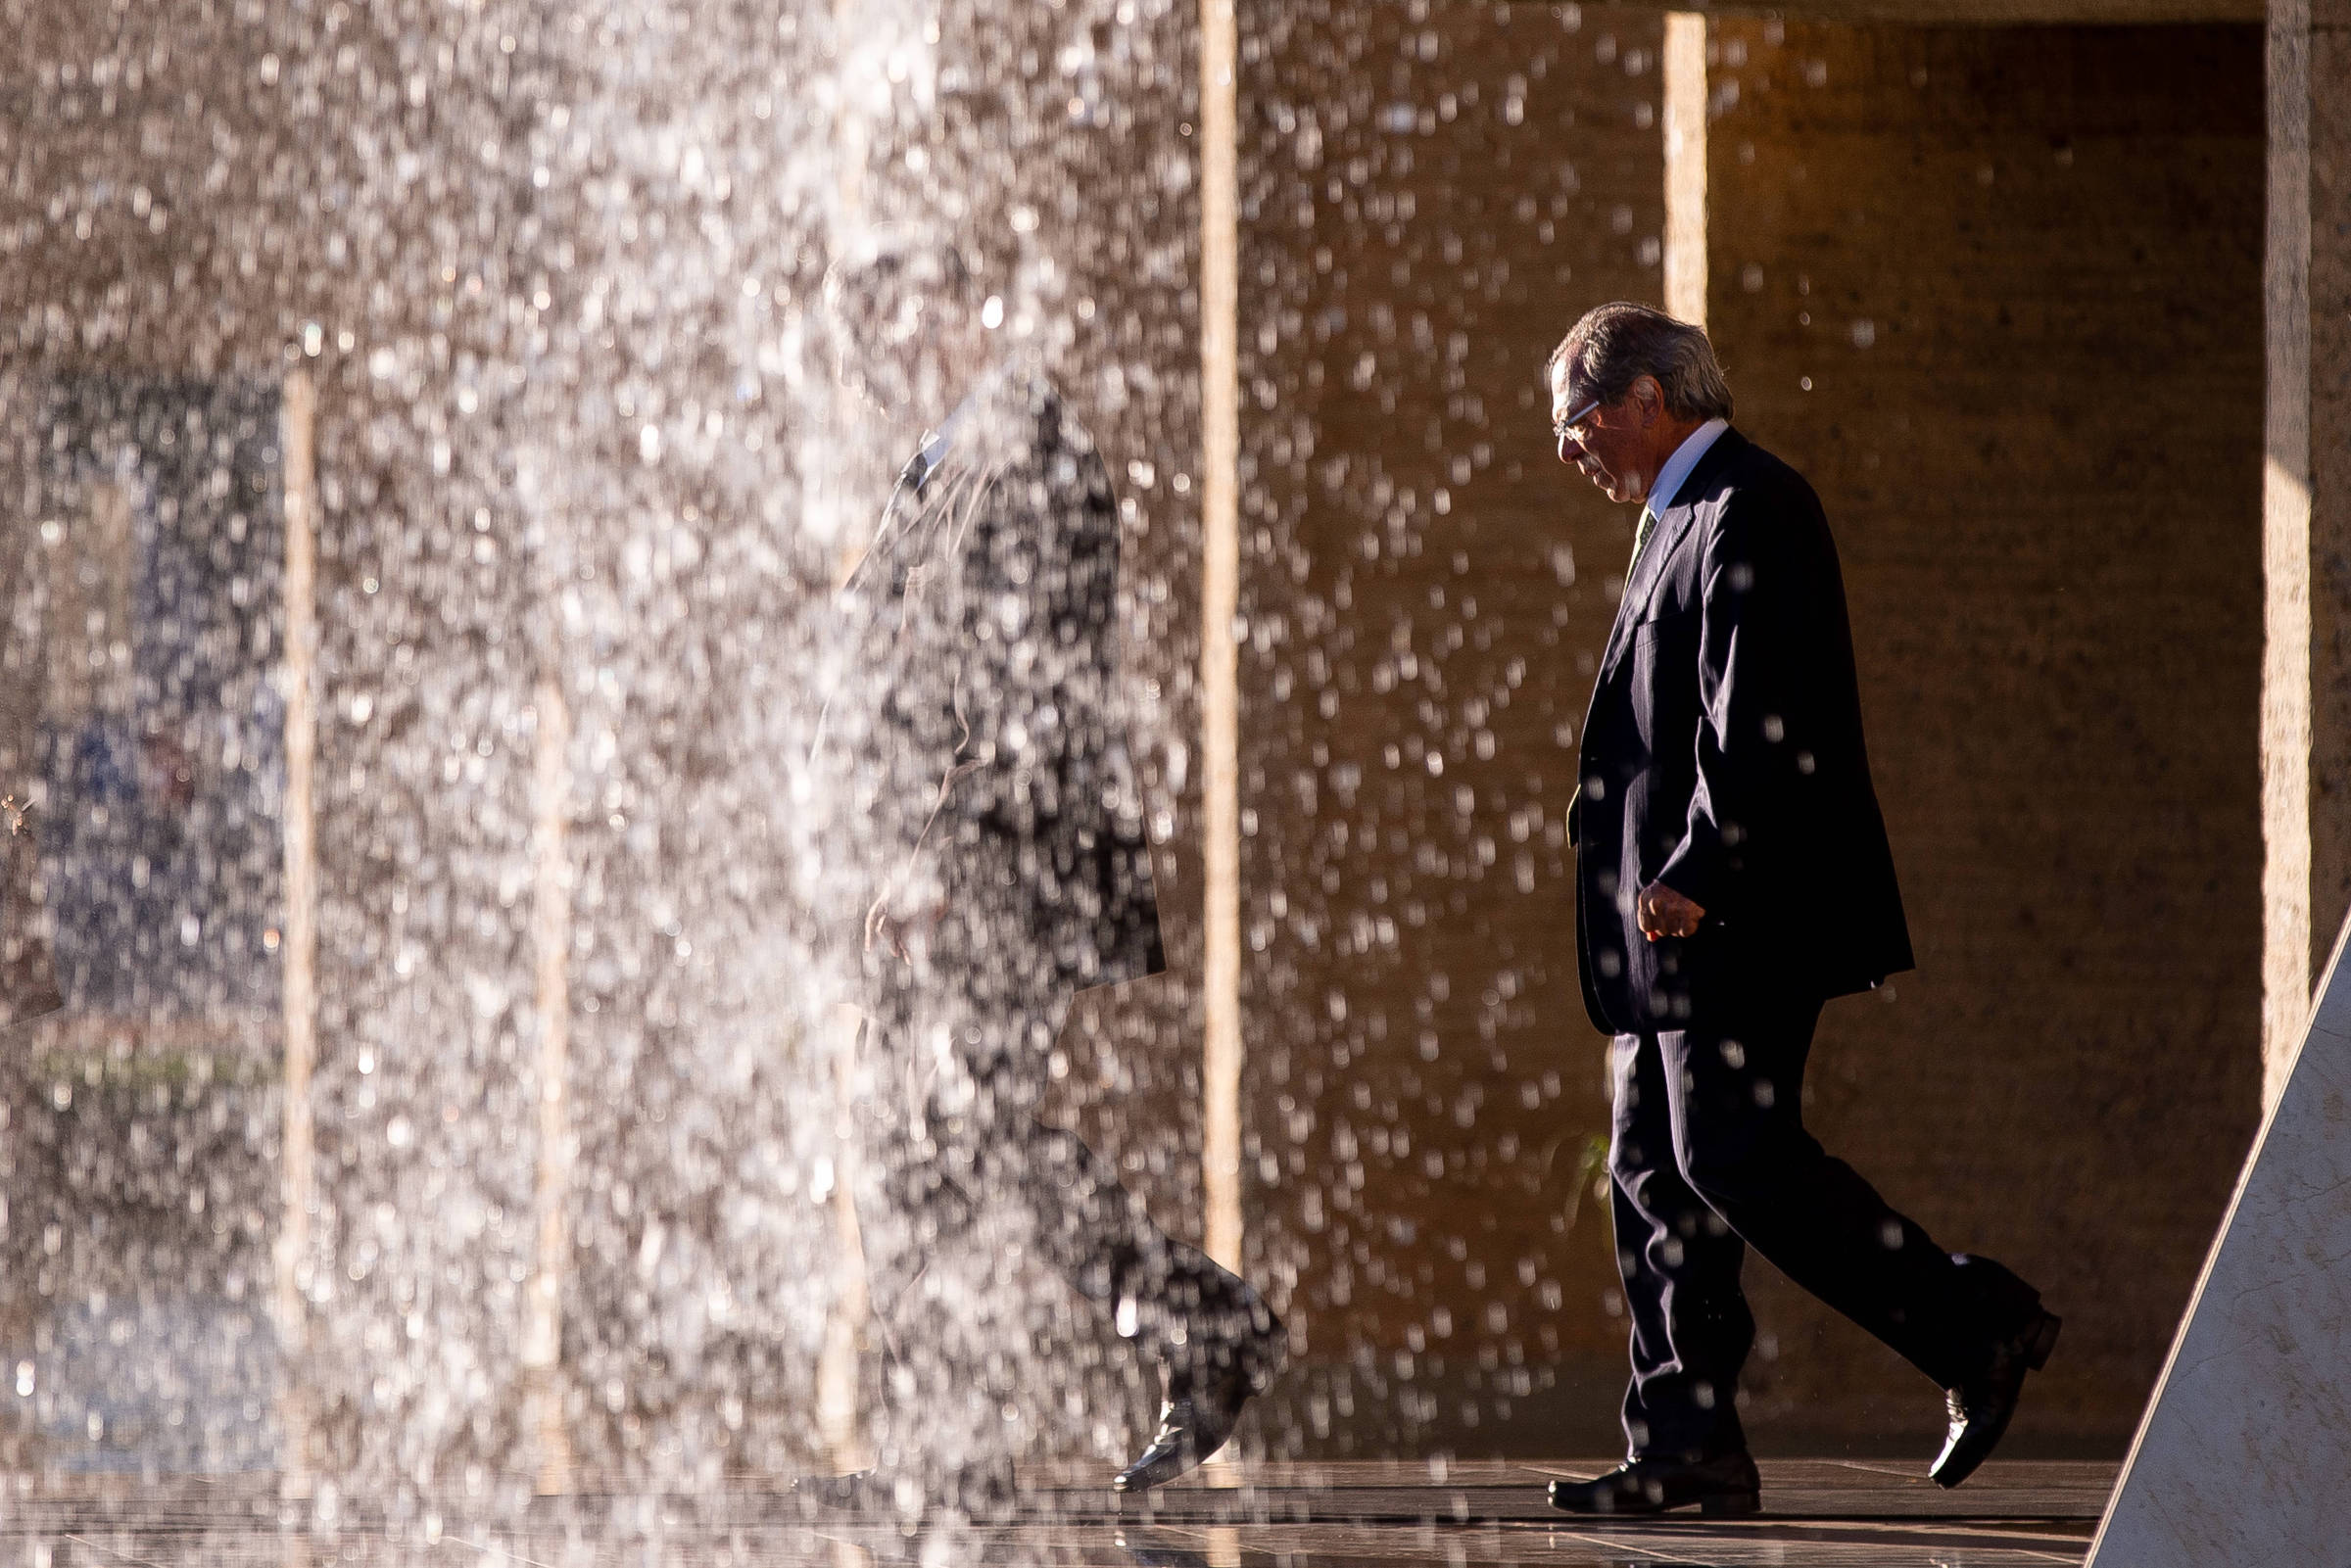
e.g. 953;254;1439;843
1628;504;1658;575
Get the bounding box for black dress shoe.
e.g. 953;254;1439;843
1931;1307;2062;1489
1547;1453;1761;1516
1112;1327;1286;1493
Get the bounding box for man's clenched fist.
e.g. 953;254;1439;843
1636;881;1705;941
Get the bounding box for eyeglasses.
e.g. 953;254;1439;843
1552;396;1605;445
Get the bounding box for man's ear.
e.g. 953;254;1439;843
1631;374;1663;425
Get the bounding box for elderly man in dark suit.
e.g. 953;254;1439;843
810;234;1281;1515
1546;303;2060;1516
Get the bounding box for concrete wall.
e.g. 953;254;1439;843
2265;0;2351;1102
1711;0;2259;21
1231;0;1666;1454
1702;18;2267;1448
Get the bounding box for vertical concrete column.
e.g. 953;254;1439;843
1662;13;1708;327
2263;0;2351;1110
1199;0;1244;1280
275;367;318;1497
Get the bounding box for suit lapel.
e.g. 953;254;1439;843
1597;429;1746;677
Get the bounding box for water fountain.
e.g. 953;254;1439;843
0;0;1233;1548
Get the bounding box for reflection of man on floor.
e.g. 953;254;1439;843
1546;304;2060;1516
812;233;1281;1512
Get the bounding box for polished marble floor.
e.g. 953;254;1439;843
0;1460;2111;1565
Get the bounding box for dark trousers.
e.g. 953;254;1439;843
1607;986;2042;1461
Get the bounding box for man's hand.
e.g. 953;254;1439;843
1637;881;1705;941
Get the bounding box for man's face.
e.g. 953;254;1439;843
1552;360;1653;505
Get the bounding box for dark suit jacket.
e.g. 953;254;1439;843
1570;427;1911;1034
825;367;1165;996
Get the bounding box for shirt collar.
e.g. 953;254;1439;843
1645;417;1730;516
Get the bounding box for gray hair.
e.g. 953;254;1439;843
1547;302;1733;422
